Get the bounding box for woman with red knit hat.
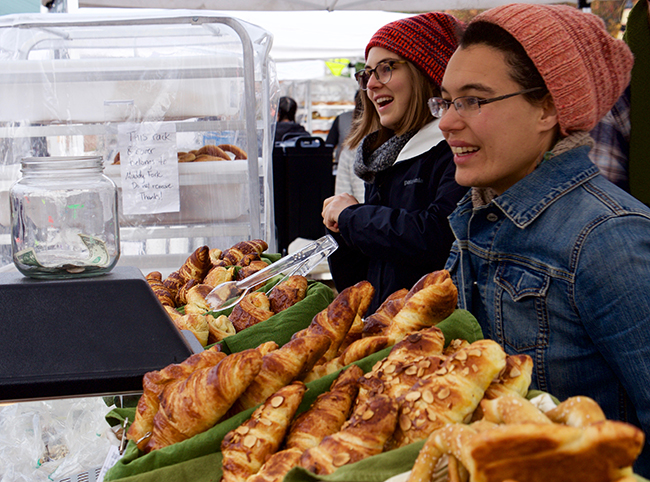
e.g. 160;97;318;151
435;4;650;475
322;12;468;314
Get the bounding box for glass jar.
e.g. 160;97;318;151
9;156;120;279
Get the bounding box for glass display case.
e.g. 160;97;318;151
0;10;279;276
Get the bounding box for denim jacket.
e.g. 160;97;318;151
445;144;650;476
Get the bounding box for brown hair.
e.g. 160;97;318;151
345;62;440;151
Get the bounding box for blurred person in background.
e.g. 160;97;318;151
589;0;650;204
332;91;365;200
275;96;309;143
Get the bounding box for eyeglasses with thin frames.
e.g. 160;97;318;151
355;60;408;91
428;87;544;118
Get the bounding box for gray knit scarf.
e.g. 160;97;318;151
353;129;418;184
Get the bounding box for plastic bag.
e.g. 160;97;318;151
0;396;114;482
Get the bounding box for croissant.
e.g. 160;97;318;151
184;283;214;315
207;314;236;344
298;392;399;475
267;275;308;314
146;348;263;452
245;448;303;482
484;354;533;400
338;286;374;353
286;365;363;452
383;270;458;344
383;325;446;364
127;345;226;451
204;266;235;289
176;279;200;306
296;280;375;364
178;245;212;284
221;381;307;482
209;248;223;266
389;339;507;449
302;336;390;384
236;260;271;291
229;291;275;332
214;240;268;268
233;334;332;413
172;313;209;347
362;288;408;337
146;271;175;307
162;271;185;303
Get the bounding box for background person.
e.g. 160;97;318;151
321;12;468;314
274;96;309;143
333;91;365;200
435;4;650;475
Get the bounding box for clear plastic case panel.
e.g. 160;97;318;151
0;10;278;276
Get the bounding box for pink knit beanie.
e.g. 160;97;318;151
366;12;461;87
474;4;634;135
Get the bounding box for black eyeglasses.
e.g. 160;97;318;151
354;60;408;91
428;87;544;118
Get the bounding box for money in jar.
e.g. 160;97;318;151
9;156;120;279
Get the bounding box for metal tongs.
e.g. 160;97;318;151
205;234;338;311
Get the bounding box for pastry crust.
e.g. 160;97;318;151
294;280;375;364
197;144;230;159
299;393;399;475
268;275;308;313
389;339;507;448
229;291;275;333
146;348;263;452
286;365;363;452
383;270;458;344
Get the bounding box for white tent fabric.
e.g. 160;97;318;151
78;0;576;12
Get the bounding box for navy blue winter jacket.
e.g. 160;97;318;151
328;122;468;314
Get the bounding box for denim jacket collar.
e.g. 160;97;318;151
457;145;601;229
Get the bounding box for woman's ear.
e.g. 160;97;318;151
538;94;559;133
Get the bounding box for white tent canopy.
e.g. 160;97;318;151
78;0;577;12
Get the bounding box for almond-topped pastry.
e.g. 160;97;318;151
298;392;399;475
221;382;307;482
388;339;506;449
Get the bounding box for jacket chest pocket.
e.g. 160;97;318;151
494;262;551;352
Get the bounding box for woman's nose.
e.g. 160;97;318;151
438;105;464;133
366;72;382;90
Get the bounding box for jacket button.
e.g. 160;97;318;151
486;213;498;222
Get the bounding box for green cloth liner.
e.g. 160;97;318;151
105;309;480;481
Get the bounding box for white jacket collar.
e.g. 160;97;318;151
394;121;445;164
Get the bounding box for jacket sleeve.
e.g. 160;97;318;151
336;147;467;269
326;229;370;294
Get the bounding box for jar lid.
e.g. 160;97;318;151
20;156;104;173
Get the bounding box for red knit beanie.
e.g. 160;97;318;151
365;12;461;87
474;4;634;135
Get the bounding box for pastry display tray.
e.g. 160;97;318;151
0;266;195;402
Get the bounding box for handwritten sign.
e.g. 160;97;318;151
117;122;180;215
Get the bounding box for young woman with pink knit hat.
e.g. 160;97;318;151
321;12;468;314
434;4;650;475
